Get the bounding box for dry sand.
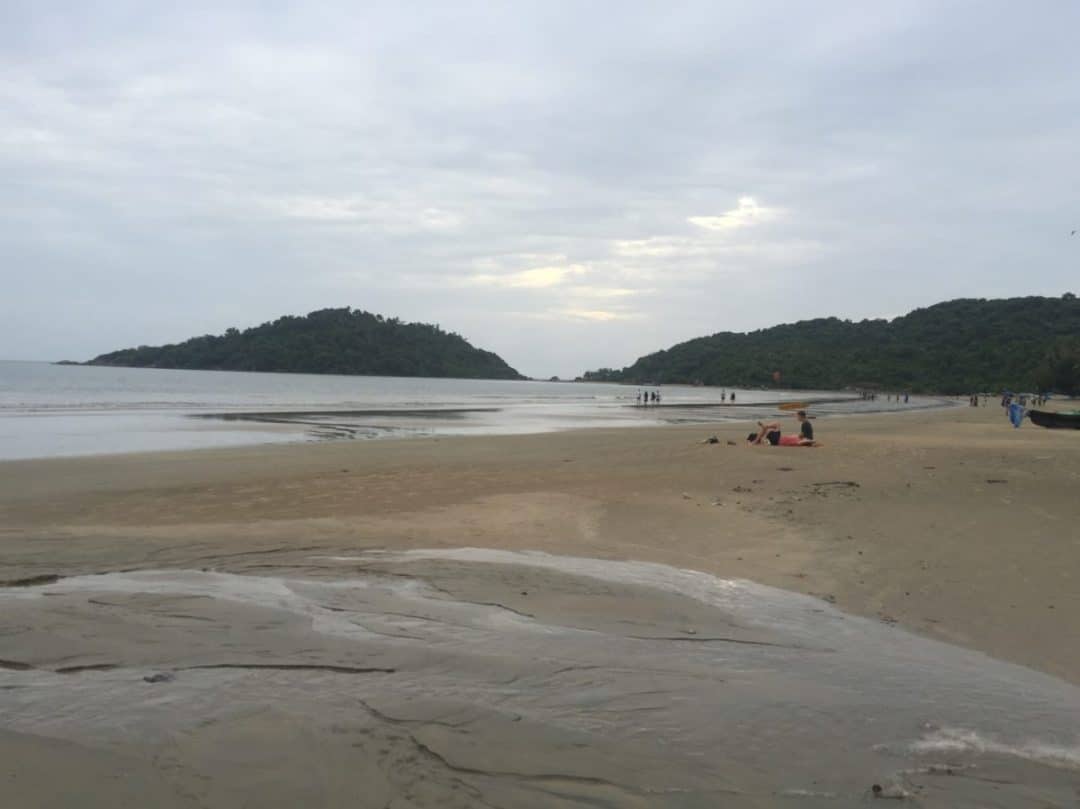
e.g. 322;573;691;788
2;403;1079;806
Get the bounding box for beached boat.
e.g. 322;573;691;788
1028;409;1080;429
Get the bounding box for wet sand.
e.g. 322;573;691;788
2;404;1079;806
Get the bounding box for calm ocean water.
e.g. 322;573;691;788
0;361;939;460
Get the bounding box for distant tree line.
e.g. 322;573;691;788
88;308;525;380
582;294;1080;394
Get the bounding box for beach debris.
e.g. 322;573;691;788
732;485;753;493
143;672;175;684
701;435;720;444
985;479;1008;484
682;492;693;499
812;481;860;488
871;782;911;799
777;466;794;472
726;440;737;446
2;573;61;588
712;499;723;506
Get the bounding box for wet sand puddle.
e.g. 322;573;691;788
1;549;1078;807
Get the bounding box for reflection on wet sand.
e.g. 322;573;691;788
2;549;1078;808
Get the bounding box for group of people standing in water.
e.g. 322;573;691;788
636;389;738;405
859;391;909;403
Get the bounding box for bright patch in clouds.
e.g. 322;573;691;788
688;197;779;231
469;264;587;289
612;237;715;259
560;309;632;322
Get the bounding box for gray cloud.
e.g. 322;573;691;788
2;1;1078;377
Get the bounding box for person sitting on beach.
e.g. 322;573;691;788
747;416;819;447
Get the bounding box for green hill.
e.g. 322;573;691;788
582;294;1080;394
87;308;525;380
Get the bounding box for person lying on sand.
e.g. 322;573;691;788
747;418;820;447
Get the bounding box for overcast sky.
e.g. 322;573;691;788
2;2;1078;377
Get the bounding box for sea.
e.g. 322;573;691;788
0;360;944;461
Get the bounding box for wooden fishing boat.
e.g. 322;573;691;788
1028;409;1080;429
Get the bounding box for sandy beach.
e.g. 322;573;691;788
2;404;1079;806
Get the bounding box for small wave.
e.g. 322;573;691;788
911;727;1080;770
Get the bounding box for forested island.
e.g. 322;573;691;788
583;295;1080;394
87;308;525;380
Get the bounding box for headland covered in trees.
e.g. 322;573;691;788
86;308;525;380
583;295;1080;394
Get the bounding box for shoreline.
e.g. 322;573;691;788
2;403;1078;685
1;394;953;464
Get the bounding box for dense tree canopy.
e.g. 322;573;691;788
88;308;524;380
1034;336;1080;396
582;295;1080;394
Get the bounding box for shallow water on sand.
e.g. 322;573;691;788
2;550;1076;807
0;361;941;459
